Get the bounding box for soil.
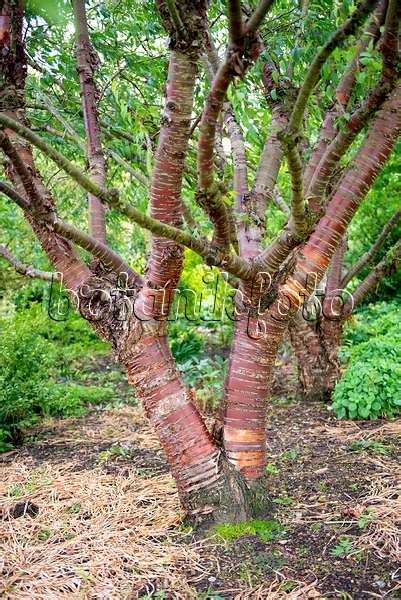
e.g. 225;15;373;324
0;356;400;599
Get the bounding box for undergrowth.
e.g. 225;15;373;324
333;301;401;420
0;303;116;451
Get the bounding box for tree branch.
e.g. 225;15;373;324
245;63;293;258
197;10;265;250
252;114;286;215
228;0;244;46
32;112;149;188
1;114;256;281
73;0;107;243
306;3;401;213
0;244;58;281
254;225;302;274
282;81;401;312
0;113;115;200
287;0;309;79
41;93;85;150
244;0;276;35
379;0;401;79
286;141;307;236
278;0;377;249
303;0;387;191
0;179;143;288
273;187;290;216
342;207;401;287
197;59;236;249
345;238;401;311
201;50;243;251
288;0;377;136
165;0;186;37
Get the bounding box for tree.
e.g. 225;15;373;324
290;209;401;401
1;0;401;524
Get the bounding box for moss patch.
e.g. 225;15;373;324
214;519;283;543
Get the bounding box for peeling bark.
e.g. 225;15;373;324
289;313;343;401
73;0;107;244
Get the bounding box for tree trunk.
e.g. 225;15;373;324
118;323;253;524
289;314;344;401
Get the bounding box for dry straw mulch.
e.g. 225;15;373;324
0;408;208;599
1;407;400;599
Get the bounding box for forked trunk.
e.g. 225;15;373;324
2;0;401;529
119;324;253;524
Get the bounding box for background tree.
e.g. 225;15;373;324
290;205;401;401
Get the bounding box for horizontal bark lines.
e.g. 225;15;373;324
73;0;107;244
124;333;223;500
223;318;269;479
139;52;197;319
223;309;287;482
285;84;401;306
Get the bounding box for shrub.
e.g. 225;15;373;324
343;300;400;346
180;355;227;412
169;322;204;363
332;332;401;420
0;306;113;451
41;383;114;417
0;314;55;449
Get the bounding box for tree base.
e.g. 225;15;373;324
298;385;334;403
182;457;272;529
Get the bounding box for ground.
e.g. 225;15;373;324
0;356;400;599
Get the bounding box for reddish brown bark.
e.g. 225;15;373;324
137;51;197;319
223;313;274;481
73;0;107;244
226;80;401;475
291;82;401;298
0;0;90;293
291;216;401;402
306;1;397;214
289;314;343;401
290;241;347;402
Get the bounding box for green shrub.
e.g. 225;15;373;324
23;303;109;360
0;306;113;451
343;300;400;347
332;332;401;420
0;314;56;450
40;383;114;418
169;322;204;363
